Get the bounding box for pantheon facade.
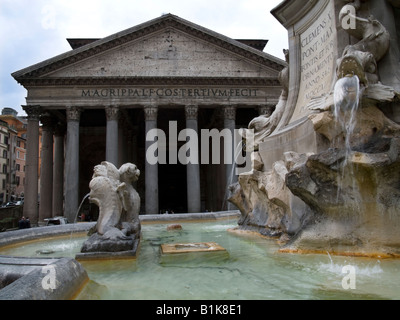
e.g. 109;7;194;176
12;14;286;224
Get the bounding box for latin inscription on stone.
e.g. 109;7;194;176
291;1;337;122
81;88;259;98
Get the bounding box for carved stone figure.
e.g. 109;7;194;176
242;49;290;151
309;0;399;149
337;0;390;86
80;162;141;256
117;163;141;239
229;151;311;241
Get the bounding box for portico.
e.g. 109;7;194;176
12;14;285;223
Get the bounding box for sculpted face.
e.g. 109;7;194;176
336;49;377;87
119;163;140;183
89;176;108;206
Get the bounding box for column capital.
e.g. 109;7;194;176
105;105;120;121
144;105;158;121
223;105;236;121
185;105;198;120
23;105;43;121
66;106;82;122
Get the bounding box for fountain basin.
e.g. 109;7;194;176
2;211;399;300
0;212;239;299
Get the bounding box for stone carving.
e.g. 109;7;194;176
285;139;400;255
309;0;394;115
23;105;43;121
105;105;119;121
228;151;310;241
185;105;198;120
66;106;82;122
80;161;141;255
309;0;399;149
143;105;158;121
241;49;289;151
230;0;400;256
223;106;236;121
282;0;400;255
337;0;390;86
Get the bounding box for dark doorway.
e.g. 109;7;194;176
158;108;188;213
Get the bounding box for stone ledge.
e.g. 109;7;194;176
75;238;140;261
0;222;95;248
0;257;88;300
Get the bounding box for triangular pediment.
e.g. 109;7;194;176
13;14;286;84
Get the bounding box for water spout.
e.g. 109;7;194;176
222;140;245;211
74;193;90;224
334;75;363;153
333;75;364;208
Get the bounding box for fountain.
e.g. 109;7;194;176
2;0;400;301
229;0;400;258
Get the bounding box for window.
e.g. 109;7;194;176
2;164;6;174
16;164;20;171
2;150;6;159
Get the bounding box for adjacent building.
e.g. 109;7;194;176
0;108;28;204
0;108;44;208
0;120;9;204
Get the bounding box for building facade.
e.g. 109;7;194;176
0;118;22;203
12;14;286;224
15;135;26;197
0;108;29;202
0;121;9;204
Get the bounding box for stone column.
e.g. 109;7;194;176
105;105;119;166
64;106;82;223
185;105;201;213
53;123;65;218
22;105;42;226
224;105;236;210
39;113;54;223
144;105;159;214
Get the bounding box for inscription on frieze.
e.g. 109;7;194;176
291;1;338;122
81;87;259;98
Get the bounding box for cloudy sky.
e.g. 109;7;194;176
0;0;288;116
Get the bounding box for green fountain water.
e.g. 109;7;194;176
1;219;399;300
